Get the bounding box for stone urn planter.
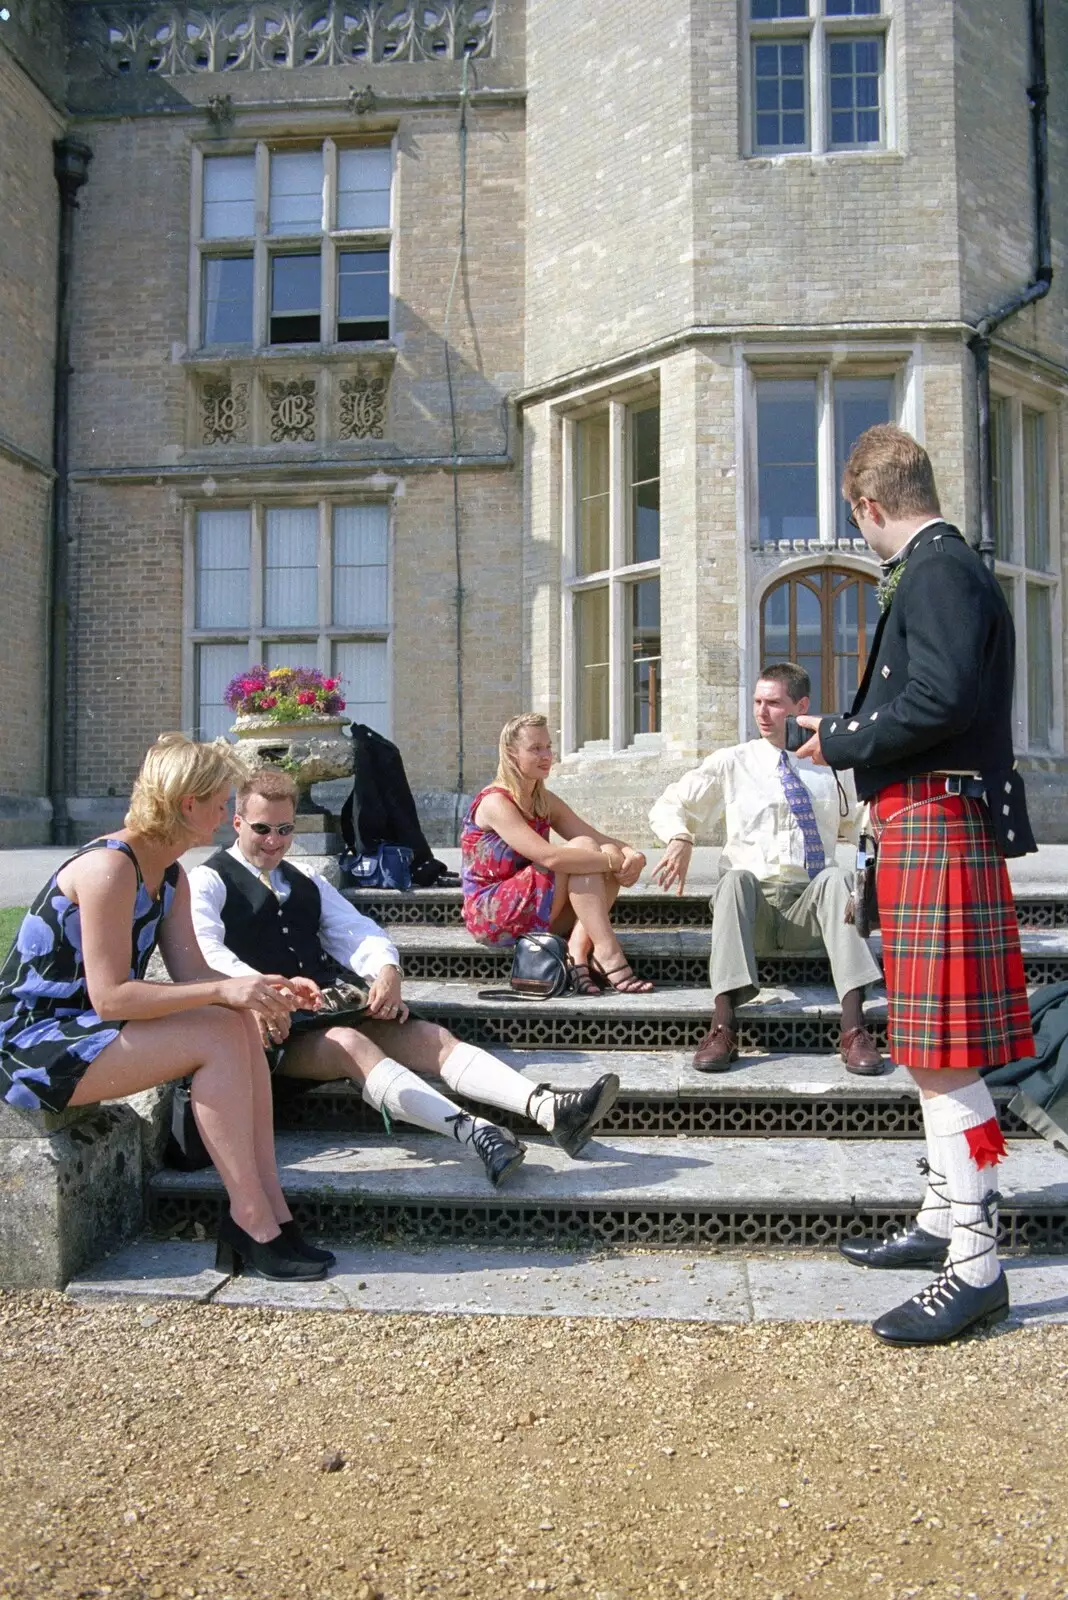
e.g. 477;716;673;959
230;714;354;809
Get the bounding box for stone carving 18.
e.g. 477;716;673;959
338;373;388;440
85;2;496;78
267;377;317;442
201;377;249;444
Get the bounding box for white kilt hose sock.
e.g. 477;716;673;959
914;1097;953;1241
439;1041;555;1131
361;1058;499;1153
920;1079;1007;1289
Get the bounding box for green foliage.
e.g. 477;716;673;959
0;906;27;959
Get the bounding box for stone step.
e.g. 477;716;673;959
347;885;1068;930
389;923;1068;987
147;1131;1068;1254
273;1049;1036;1142
403;978;887;1052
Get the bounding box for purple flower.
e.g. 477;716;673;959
66;1029;119;1062
16;915;55;960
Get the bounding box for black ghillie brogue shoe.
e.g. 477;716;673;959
529;1074;620;1158
839;1224;950;1271
872;1266;1010;1347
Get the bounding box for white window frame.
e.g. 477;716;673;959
743;351;913;549
188;138;395;353
991;390;1063;755
182;497;394;739
742;0;895;158
561;398;661;755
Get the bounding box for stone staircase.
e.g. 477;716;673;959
146;873;1068;1260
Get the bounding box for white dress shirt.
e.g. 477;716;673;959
188;844;401;981
649;738;865;887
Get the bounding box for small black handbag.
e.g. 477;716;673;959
844;834;880;939
478;932;573;1000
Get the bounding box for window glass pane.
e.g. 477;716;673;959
1023;409;1050;571
196;510;250;628
264;507;318;627
575;586;610;744
1026;584;1054;749
576;415;610;575
265;640;317;670
333;504;389;625
827;35;882;147
629;406;660;564
270;253;321;343
332;640;389;735
834;376;893;538
196;643;248;741
202;256;254;346
628;577;661;738
269;150;323;236
832;576;876;706
337;250;391;341
762;580;791;660
751;0;807;15
202;155;255;239
757;378;818;543
991;398;1014;562
753;39;809;150
795;581;823;709
337;147;392;229
826;0;879;14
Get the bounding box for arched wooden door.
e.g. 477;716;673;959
760;566;879;712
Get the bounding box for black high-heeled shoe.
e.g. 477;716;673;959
214;1214;328;1281
279;1220;337;1267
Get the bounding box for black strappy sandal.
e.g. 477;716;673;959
590;958;655;995
570;963;605;997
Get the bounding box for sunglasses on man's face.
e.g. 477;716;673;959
246;821;295;837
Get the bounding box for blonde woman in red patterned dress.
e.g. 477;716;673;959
462;713;654;994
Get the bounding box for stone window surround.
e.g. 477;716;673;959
187;134;396;354
741;0;896;159
991;374;1064;758
560;384;662;758
750;550;879;730
180;494;395;740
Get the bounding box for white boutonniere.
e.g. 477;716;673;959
876;561;906;613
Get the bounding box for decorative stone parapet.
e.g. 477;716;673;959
189;355;392;452
0;1100;145;1289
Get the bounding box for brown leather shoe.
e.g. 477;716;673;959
840;1026;885;1076
692;1023;739;1072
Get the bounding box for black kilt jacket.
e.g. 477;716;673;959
818;521;1036;856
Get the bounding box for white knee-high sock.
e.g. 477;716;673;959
361;1058;497;1152
921;1080;1006;1289
914;1097;952;1241
438;1042;555;1131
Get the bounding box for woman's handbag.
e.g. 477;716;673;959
165;1078;212;1171
478;932;573;1000
339;842;414;891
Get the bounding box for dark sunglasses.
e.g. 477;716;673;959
246;821;295;837
846;504;861;531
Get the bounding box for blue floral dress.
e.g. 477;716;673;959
0;839;179;1114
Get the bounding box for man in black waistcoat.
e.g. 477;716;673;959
795;424;1036;1346
189;767;619;1190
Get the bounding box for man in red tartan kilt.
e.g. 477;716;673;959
796;424;1037;1346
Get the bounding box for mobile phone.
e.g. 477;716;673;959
783;715;808;753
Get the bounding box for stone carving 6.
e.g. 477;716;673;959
338;373;388;440
201;378;249;444
84;2;496;78
267;377;316;442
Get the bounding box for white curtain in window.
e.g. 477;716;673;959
333;504;389;625
265;639;318;669
332;640;388;734
264;507;318;626
337;148;392;229
196;642;248;740
202;155;255;239
269;151;323;236
196;510;250;628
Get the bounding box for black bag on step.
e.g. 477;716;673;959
165;1078;212;1171
478;932;573;1001
340;724;457;888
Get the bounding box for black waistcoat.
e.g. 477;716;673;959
204;850;342;985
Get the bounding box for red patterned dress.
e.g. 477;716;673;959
461;785;555;947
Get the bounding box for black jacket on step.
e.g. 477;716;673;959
818;522;1036;856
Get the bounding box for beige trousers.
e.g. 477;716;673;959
708;867;882;1006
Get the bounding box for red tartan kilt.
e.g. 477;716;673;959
870;776;1033;1071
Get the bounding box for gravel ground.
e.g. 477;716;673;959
1;1294;1066;1600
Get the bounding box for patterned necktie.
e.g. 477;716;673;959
777;749;826;879
259;869;280;899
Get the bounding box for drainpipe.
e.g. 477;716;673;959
48;137;92;845
967;0;1052;571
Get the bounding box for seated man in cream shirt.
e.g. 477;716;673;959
649;662;884;1075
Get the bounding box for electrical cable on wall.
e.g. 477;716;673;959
443;50;472;844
